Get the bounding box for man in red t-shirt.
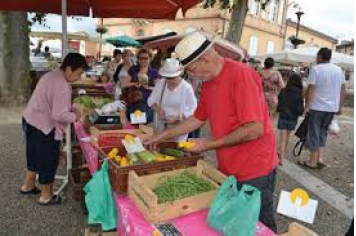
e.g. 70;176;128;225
146;32;278;232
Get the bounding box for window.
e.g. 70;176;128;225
248;36;259;56
250;0;260;16
269;0;278;22
185;27;197;34
267;41;275;53
137;29;145;37
163;28;173;34
117;30;125;36
278;0;285;25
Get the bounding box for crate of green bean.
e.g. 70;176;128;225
128;160;227;224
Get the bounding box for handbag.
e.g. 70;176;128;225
293;114;309;157
153;80;167;133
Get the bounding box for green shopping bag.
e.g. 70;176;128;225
207;176;261;236
84;160;117;231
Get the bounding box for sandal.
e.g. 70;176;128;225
20;187;41;195
317;161;327;168
38;195;62;206
298;160;321;170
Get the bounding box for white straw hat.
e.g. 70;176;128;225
175;31;214;67
158;58;184;78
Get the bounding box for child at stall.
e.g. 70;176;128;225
277;73;304;165
119;87;153;127
99;72;114;94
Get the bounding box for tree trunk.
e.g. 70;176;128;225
225;0;248;44
0;12;30;105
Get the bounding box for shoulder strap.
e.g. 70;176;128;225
158;80;166;107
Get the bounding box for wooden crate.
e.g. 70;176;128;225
128;160;227;224
69;165;91;201
279;222;318;236
90;125;153;148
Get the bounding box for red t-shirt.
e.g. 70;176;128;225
194;59;278;182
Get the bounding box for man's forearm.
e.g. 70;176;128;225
209;122;264;150
161;116;204;140
305;85;315;111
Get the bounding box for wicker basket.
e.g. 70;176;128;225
69;165;91;201
98;142;204;195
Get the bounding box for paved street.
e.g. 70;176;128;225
0;107;353;236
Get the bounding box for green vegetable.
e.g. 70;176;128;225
153;171;215;204
136;151;154;163
160;148;185;157
127;153;139;164
73;96;96;109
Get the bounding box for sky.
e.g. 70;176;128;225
31;0;355;41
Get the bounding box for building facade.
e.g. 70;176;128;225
336;40;354;56
100;0;337;57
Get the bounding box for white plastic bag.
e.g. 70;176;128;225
328;117;341;135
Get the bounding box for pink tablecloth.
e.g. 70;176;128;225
74;122;99;175
115;196;276;236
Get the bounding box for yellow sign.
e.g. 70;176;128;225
290;188;309;207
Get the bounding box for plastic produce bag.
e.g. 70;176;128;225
84;160;117;231
328;117;340;135
207;176;261;236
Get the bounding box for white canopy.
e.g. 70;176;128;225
257;46;354;70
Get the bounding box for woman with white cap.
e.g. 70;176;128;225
147;58;197;142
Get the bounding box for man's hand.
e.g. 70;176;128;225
143;132;166;150
186;138;213;154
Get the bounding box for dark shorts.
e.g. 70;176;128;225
306;110;335;152
23;118;60;185
242;169;277;233
277;117;297;130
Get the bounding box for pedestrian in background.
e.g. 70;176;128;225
277;73;304;165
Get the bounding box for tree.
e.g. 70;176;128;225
0;12;31;104
204;0;269;44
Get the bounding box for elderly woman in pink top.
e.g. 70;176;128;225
21;53;88;205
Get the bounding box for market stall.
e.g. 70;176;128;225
72;118;277;236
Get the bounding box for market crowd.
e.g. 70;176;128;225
20;32;347;233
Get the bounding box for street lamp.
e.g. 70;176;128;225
295;9;304;39
290;9;305;49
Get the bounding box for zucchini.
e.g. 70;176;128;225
160;148;185;157
127;153;139;163
136;151;154;163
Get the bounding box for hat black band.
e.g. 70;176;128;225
181;39;212;66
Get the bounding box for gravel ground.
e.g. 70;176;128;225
283;116;354;198
0;124;87;236
0;107;353;236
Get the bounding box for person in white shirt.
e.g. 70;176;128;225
148;58;197;142
301;47;346;169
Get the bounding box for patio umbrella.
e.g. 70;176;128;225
144;31;246;61
105;35;142;48
136;32;177;45
90;0;201;19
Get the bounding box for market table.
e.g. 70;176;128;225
73;121;276;236
115;196;276;236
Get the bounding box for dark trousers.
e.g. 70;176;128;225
242;169;277;233
346;219;354;236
